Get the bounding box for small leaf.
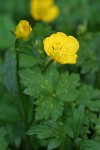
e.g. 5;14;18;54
65;105;85;138
72;105;85;137
27;124;53;139
47;138;61;150
27;121;66;150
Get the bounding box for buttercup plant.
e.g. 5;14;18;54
1;0;100;150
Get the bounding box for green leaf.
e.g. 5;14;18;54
76;85;95;105
35;95;63;121
27;121;66;150
65;105;85;138
20;63;59;96
27;124;53;139
72;105;85;137
87;100;100;111
76;85;100;112
78;139;100;150
56;72;80;102
20;68;80;120
77;40;99;74
20;68;46;98
44;64;59;89
20;65;59;98
47;138;61;150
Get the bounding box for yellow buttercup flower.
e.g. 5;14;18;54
15;20;32;40
43;32;79;64
30;0;59;22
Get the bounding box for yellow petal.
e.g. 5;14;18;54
64;36;79;55
43;37;52;55
43;32;67;55
15;20;32;40
30;0;40;20
65;54;78;64
49;32;67;48
42;5;59;22
43;32;79;65
30;0;57;22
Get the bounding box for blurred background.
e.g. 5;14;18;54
0;0;100;50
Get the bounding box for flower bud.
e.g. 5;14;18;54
15;20;32;40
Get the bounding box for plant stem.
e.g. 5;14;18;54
15;39;28;126
15;39;35;150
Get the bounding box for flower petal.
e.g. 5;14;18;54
43;32;68;55
64;36;79;55
43;37;52;55
66;54;78;64
42;5;59;22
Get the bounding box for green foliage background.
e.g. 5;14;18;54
0;0;100;150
